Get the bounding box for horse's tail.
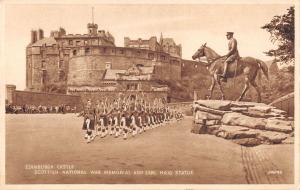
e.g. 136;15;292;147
257;59;269;80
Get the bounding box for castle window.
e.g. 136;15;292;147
119;49;124;54
148;53;154;59
41;70;47;84
76;40;81;46
137;51;141;56
105;63;111;69
85;48;90;54
69;40;73;46
41;60;45;69
103;47;106;53
58;70;65;81
41;50;45;58
58;60;63;69
84;40;88;45
73;50;77;56
161;55;166;60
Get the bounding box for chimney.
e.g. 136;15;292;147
31;30;37;44
37;29;44;40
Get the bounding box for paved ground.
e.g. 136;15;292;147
5;114;293;184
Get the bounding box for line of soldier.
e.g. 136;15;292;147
80;97;184;143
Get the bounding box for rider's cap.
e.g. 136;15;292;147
226;32;234;36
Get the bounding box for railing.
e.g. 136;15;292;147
269;92;294;117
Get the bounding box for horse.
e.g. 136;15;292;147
192;43;269;102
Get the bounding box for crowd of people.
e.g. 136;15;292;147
80;97;184;143
5;104;77;114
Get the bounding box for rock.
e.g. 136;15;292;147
232;138;262;146
241;110;268;118
194;105;230;115
265;119;293;133
191;123;207;134
221;112;266;130
206;125;221;135
216;125;258;139
270;108;287;115
230;107;248;112
248;105;272;113
265;113;285;118
257;131;288;144
230;101;266;108
194;100;232;110
206;120;220;126
195;110;222;120
194;118;206;125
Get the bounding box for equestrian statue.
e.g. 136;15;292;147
192;32;269;102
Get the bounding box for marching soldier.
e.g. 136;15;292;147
82;99;96;143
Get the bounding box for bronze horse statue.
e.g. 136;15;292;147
192;43;269;102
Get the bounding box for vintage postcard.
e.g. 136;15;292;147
0;0;298;189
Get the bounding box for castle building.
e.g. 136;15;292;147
124;33;182;58
26;23;188;102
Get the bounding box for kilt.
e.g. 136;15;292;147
82;118;95;130
125;117;131;126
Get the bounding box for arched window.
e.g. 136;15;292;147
72;50;77;56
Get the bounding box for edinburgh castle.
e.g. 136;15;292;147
25;22;203;103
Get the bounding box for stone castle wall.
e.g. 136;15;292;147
26;45;69;91
67;46;182;87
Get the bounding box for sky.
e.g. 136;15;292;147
3;3;293;90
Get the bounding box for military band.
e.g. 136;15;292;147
80;97;184;143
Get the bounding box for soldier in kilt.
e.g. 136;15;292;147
82;99;96;143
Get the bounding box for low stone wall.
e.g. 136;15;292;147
11;90;82;108
192;100;294;146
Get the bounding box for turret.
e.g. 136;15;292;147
87;23;98;35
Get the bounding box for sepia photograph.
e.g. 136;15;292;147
1;0;297;188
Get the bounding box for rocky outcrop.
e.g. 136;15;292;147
192;100;294;146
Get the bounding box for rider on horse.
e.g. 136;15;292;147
221;32;240;82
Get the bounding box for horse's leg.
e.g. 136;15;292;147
208;77;216;99
250;80;261;103
237;76;250;101
216;78;225;100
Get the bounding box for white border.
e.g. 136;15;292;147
0;0;298;190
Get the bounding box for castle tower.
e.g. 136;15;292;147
87;23;98;35
87;7;98;35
